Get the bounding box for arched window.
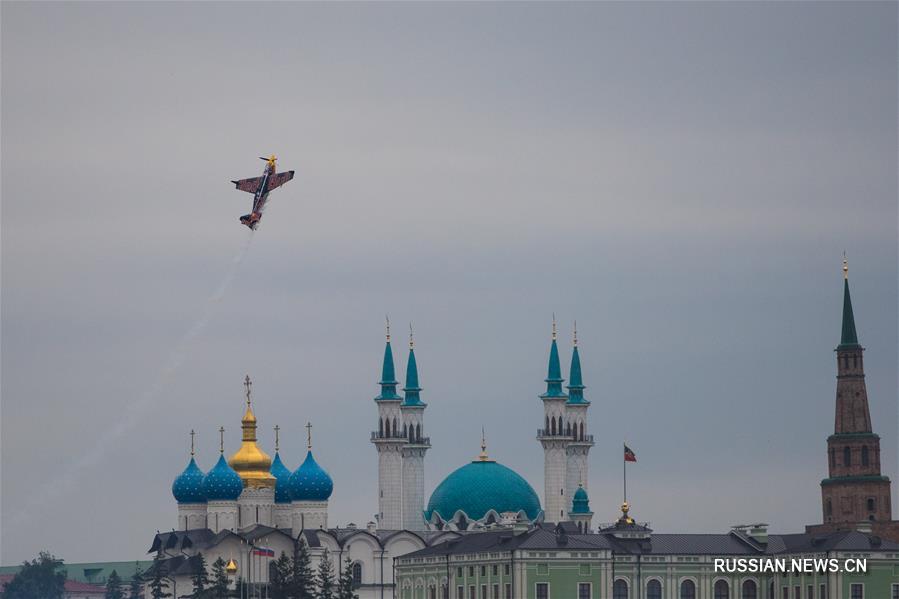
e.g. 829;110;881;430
385;418;390;437
680;580;696;599
768;582;774;599
545;416;549;433
867;497;876;512
393;418;398;437
352;562;362;587
403;423;408;439
741;580;757;599
613;579;629;599
379;418;384;436
826;499;832;517
714;580;729;599
862;446;869;466
566;422;571;436
580;422;585;441
416;423;421;442
647;580;662;599
551;417;556;435
844;447;851;466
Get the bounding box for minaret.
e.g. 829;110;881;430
569;482;594;533
401;325;430;530
372;319;406;529
820;257;892;525
537;317;571;522
565;323;594;514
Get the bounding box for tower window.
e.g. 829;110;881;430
844;447;851;467
867;497;876;512
352;562;362;587
862;446;869;466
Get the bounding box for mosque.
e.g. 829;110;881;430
157;320;590;597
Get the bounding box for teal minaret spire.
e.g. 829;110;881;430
541;315;566;399
376;317;401;401
403;326;424;406
567;322;588;405
839;256;859;349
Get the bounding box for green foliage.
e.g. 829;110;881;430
129;562;145;599
269;552;292;599
209;558;230;599
315;549;335;599
1;552;66;599
147;554;172;599
289;542;314;599
337;558;358;599
105;570;125;599
191;553;209;598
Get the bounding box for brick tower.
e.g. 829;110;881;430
808;258;896;538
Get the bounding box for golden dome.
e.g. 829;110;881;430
225;558;238;574
227;377;275;489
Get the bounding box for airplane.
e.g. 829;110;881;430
231;154;295;230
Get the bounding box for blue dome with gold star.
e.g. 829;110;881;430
288;451;333;501
202;455;243;501
172;457;206;504
270;452;292;504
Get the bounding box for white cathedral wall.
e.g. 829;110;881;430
237;486;274;528
207;501;238;533
177;503;207;531
273;503;292;529
290;500;328;531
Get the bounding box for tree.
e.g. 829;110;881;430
105;570;125;599
336;558;358;599
269;552;292;599
129;562;145;599
230;577;247;599
190;553;209;598
208;558;230;599
1;551;66;599
315;549;335;599
289;542;314;599
147;554;172;599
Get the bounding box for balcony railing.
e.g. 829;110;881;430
371;431;431;445
536;429;594;443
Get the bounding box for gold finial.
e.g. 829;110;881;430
219;426;225;454
225;558;238;574
552;314;557;341
385;315;391;342
409;323;414;349
573;321;578;347
478;427;490;461
274;425;280;452
305;422;312;450
843;251;849;280
244;375;252;408
190;429;196;457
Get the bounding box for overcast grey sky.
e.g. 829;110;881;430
2;2;897;565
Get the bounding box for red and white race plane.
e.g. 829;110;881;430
231;154;294;230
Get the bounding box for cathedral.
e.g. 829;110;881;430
151;260;899;598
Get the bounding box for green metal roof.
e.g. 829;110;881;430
838;278;860;349
541;339;566;399
375;341;401;401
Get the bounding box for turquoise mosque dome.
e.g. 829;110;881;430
202;454;244;501
270;452;292;504
426;448;542;524
288;451;333;501
172;457;206;504
571;484;591;514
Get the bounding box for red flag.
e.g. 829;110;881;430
624;444;637;462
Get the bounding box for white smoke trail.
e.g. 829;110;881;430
10;230;256;529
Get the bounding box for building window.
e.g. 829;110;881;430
742;580;757;599
469;586;476;599
504;583;511;599
469;567;474;577
492;584;499;599
352;562;362;587
536;583;549;599
782;587;788;599
806;585;813;599
503;564;510;576
867;497;876;511
850;583;863;599
647;580;662;599
820;584;826;599
891;583;899;599
457;568;463;578
794;586;801;599
578;583;591;599
844;446;851;466
492;565;498;576
481;584;487;598
680;580;696;599
613;579;628;599
480;566;486;577
862;446;870;466
714;580;729;599
429;587;437;599
457;586;464;599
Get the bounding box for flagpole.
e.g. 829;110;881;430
623;442;627;503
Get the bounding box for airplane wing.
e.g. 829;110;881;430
232;177;263;193
265;171;295;192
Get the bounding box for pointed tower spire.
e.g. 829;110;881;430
839;254;859;348
542;315;566;398
376;316;401;400
403;324;424;406
567;322;588;404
